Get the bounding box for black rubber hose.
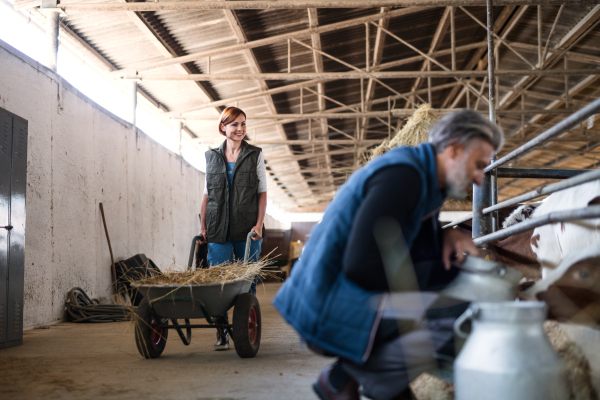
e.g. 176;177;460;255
66;287;134;323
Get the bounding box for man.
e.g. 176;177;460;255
273;110;504;400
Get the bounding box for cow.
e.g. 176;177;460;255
529;179;600;277
454;179;600;283
522;240;600;323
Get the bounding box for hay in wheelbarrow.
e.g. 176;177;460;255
134;257;278;287
367;103;439;161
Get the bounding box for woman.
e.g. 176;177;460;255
198;106;267;350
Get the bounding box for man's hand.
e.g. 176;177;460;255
442;228;480;270
197;227;207;244
250;225;263;241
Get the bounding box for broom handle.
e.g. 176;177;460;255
99;203;119;295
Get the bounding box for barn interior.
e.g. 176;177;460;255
1;0;600;399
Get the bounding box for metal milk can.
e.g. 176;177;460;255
441;256;523;302
454;301;568;400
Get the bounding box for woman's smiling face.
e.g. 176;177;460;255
222;114;246;142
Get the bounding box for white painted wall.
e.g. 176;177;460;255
0;40;205;329
264;214;290;230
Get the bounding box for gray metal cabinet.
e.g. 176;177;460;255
0;107;27;349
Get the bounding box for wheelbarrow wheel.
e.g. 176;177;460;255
232;293;261;358
134;298;168;359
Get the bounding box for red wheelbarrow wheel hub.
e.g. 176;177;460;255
150;316;164;346
248;306;258;345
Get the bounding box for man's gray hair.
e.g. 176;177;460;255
428;110;504;153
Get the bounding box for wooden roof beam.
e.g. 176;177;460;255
131;69;599;82
20;0;598;12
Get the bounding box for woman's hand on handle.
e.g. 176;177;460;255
250;225;262;241
197;227;207;244
198;193;209;244
252;191;267;242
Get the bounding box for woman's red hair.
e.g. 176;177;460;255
218;106;247;136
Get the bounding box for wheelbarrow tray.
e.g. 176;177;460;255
131;280;252;320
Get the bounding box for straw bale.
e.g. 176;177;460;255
367;104;439;162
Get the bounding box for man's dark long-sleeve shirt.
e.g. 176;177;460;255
342;165;422;292
343;164;456;293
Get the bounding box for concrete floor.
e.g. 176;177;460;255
0;283;329;400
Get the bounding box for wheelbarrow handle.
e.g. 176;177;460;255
188;235;205;270
244;231;258;265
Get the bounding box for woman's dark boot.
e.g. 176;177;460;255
214;327;229;350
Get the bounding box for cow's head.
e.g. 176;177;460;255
533;256;600;324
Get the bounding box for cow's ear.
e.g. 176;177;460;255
588;196;600;206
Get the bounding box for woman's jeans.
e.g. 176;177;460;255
208;238;263;295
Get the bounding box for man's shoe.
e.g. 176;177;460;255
312;365;359;400
392;387;418;400
214;328;229;351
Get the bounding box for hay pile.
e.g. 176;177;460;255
411;373;454;400
545;321;599;400
368;103;439;161
134;258;276;287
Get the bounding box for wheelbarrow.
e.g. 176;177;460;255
131;232;261;359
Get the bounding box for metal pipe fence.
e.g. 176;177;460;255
483;168;600;215
485;97;600;173
444;100;600;240
445;0;600;249
473;205;600;246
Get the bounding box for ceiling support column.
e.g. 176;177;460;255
45;11;59;71
129;80;138;126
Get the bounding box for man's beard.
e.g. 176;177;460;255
446;156;470;200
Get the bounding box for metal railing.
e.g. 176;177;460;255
473;206;600;246
441;168;595;229
444;97;600;245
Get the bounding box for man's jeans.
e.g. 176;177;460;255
208;238;263;295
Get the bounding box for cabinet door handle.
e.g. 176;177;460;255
1;225;12;231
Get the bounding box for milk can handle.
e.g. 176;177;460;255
454;307;476;339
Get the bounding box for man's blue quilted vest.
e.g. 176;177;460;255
273;143;446;364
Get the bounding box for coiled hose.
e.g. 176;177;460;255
66;287;135;323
